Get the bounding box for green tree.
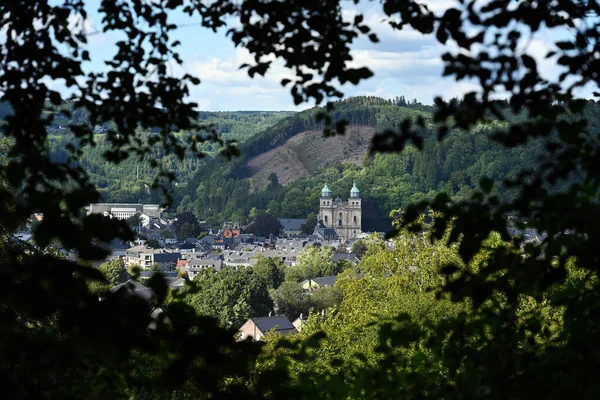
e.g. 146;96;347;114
126;213;142;228
351;240;368;259
186;267;273;328
246;212;282;237
146;238;160;249
271;281;308;321
285;246;336;282
173;212;201;240
301;213;317;235
98;259;130;287
253;255;286;290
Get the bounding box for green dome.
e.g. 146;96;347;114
321;183;331;198
350;181;360;198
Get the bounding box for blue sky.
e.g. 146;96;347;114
72;0;482;111
7;0;591;111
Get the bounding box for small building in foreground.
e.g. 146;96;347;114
237;315;297;341
299;275;338;291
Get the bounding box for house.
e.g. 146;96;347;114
299;276;338;290
205;253;224;261
124;246;181;270
108;279;155;302
332;253;360;265
279;218;306;236
292;313;307;332
139;271;179;280
276;238;306;252
106;238;131;257
13;232;33;243
169;278;186;290
150;250;181;271
313;220;338;240
237;315;297;341
222;221;241;239
187;258;223;280
87;203;164;220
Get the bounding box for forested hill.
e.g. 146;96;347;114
27;96;596;231
177;97;435;230
174;97;533;230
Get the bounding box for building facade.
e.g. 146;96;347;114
317;183;362;241
87;203;163;220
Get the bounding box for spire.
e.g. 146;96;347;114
350;181;360;198
321;183;331;198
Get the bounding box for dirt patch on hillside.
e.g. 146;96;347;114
247;126;375;192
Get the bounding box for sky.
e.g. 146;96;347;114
78;0;473;111
7;0;592;111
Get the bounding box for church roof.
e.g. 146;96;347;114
350;181;360;195
321;183;331;197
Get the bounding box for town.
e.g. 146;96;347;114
14;183;381;339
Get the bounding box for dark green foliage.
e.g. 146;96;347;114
272;282;342;321
245;212;282;237
173;211;201;240
146;238;160;249
184;267;273;328
253;256;286;290
272;281;308;321
98;259;130;286
301;213;317;235
351;240;367;259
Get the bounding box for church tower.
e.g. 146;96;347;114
317;182;362;241
319;183;334;228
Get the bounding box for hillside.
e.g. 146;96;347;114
35;95;587;232
177;96;580;231
247;126;375;191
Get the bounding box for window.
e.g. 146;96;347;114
324;215;328;223
353;216;357;224
338;219;342;226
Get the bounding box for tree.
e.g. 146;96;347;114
98;259;130;287
173;212;201;240
186;267;273;328
271;281;308;321
301;213;317;235
285;246;337;282
267;172;280;189
146;238;160;249
150;262;161;272
126;213;142;229
253;255;286;290
351;240;368;259
245;212;282;237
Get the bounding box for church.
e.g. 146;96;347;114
315;182;362;241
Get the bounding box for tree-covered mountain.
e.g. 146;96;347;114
35;96;594;232
44;111;292;203
174;96;563;230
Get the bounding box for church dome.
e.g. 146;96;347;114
321;183;331;198
350;182;360;198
